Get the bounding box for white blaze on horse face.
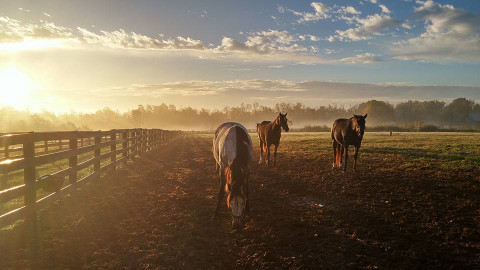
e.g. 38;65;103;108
230;195;245;217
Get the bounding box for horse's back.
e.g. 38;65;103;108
213;122;252;167
331;118;349;142
257;120;272;141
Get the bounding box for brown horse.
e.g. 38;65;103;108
213;122;252;228
331;114;367;171
257;113;289;167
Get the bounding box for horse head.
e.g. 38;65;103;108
225;161;248;228
278;112;289;132
352;114;367;137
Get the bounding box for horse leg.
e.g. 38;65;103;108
343;144;349;172
245;173;250;216
266;143;271;167
259;140;264;164
212;167;225;219
273;144;278;167
340;145;344;168
353;146;359;171
332;140;337;169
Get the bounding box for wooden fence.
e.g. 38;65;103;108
0;129;181;228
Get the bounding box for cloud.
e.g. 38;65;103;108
77;28;206;50
0;16;337;65
289;2;331;23
43;12;52;18
338;6;361;15
391;0;480;63
379;4;391;14
340;52;383;64
216;30;310;55
369;0;377;3
0;16;75;43
298;34;320;41
330;14;403;41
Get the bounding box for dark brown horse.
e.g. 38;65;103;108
331;114;367;171
257;113;289;167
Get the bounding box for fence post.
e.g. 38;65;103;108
59;139;62;150
140;129;144;154
140;129;144;155
44;140;48;153
24;132;36;222
147;130;151;151
122;131;128;165
1;145;7;189
69;132;78;184
111;131;117;172
133;129;138;159
94;133;101;179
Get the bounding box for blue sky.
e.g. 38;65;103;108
0;0;479;112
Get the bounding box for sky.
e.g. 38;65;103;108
0;0;479;112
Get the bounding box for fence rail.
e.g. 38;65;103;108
0;129;181;227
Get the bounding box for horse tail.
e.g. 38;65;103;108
331;121;336;140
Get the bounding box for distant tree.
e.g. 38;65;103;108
442;98;475;126
355;100;395;124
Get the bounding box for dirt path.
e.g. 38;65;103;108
0;134;478;269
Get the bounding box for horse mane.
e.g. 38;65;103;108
225;126;249;208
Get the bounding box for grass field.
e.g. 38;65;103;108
0;132;479;269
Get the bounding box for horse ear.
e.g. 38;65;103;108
285;112;287;116
364;114;368;119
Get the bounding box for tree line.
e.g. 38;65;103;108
0;98;479;132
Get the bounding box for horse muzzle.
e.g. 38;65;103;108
232;215;243;229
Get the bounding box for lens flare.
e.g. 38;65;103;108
0;66;34;110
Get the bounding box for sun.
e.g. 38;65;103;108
0;66;34;110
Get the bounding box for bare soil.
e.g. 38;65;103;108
0;133;479;269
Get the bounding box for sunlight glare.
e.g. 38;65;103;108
0;66;34;110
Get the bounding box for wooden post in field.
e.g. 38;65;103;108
110;131;117;172
59;139;62;150
23;132;36;222
69;133;78;184
94;133;101;179
44;140;48;153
